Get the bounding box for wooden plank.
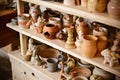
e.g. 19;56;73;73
7;23;120;77
21;0;120;28
8;50;60;80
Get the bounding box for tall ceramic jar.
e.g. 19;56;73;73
80;35;98;58
107;0;120;20
88;0;108;13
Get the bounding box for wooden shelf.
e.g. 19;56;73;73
20;0;120;28
7;50;60;80
7;23;120;77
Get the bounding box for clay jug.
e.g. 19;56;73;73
88;0;108;13
107;0;120;20
97;36;108;56
81;35;98;58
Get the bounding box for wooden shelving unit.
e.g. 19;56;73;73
7;23;120;77
6;0;120;80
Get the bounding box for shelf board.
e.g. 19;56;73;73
6;49;60;80
7;23;120;77
20;0;120;28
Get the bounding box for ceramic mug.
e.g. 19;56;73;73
47;58;58;72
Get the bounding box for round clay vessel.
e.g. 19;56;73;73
97;36;108;55
72;76;88;80
107;0;120;20
43;24;59;39
18;14;30;29
80;35;98;58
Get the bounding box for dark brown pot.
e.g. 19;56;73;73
107;0;120;20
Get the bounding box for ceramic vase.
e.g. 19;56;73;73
97;36;107;56
107;0;120;20
80;35;98;58
65;26;76;49
88;0;108;13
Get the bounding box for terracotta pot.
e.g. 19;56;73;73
81;35;98;58
107;0;120;20
18;14;30;29
88;0;108;13
43;24;59;39
97;36;108;55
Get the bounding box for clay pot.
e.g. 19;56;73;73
43;24;59;39
80;35;98;58
93;67;114;80
88;0;108;13
107;0;120;20
97;36;108;55
63;0;76;6
18;14;30;29
93;27;108;36
72;76;88;80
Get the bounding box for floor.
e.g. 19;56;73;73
0;48;12;80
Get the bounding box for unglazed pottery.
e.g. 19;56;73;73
88;0;108;13
97;36;108;55
18;14;30;29
65;26;76;49
107;0;120;20
80;35;98;58
43;24;59;39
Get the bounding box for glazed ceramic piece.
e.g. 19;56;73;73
88;0;108;13
107;0;120;20
18;14;30;29
43;24;59;39
65;26;76;49
80;35;98;58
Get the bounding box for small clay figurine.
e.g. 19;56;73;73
101;48;120;67
111;39;120;52
33;16;45;33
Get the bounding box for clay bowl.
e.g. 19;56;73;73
38;48;60;60
69;67;91;78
